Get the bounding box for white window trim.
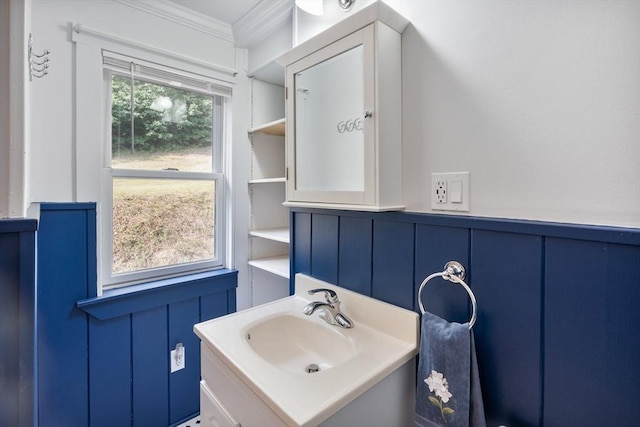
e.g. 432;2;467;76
100;67;229;291
71;26;234;294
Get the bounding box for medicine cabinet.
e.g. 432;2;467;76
277;1;408;211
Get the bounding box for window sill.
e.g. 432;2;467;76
77;269;238;320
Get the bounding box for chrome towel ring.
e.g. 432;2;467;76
418;261;477;329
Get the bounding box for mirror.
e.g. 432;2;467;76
294;45;364;192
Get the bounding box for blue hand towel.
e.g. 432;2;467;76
415;311;486;427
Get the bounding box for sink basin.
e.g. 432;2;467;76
194;273;419;426
245;314;357;374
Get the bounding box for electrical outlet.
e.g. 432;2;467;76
435;180;447;204
170;343;185;373
431;172;470;212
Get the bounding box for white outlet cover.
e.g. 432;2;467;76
431;172;470;212
170;347;185;373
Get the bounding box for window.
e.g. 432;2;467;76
100;52;230;289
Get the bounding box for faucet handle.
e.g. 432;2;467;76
308;288;338;304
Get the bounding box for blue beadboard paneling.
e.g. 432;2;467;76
0;218;38;233
414;224;470;322
0;232;20;426
169;299;201;424
85;206;98;298
338;216;372;295
226;288;237;314
292;207;640;246
544;239;640;425
89;315;132;427
200;291;229;321
472;230;542;426
18;229;37;427
292;212;312;289
37;207;92;426
372;220;415;310
36;203;237;427
604;243;640;420
291;207;640;426
132;306;169;427
310;214;339;284
0;220;37;427
77;269;237;320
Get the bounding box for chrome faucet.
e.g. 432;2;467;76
303;288;353;329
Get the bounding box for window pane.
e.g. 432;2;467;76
112;178;215;274
111;75;216;172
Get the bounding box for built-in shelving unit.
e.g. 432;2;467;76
248;118;285;136
248;227;289;243
247;255;289;278
249;177;286;184
247;78;289;304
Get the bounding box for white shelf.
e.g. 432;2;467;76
248;60;285;86
248;118;285;136
249;177;286;184
248;255;290;279
249;227;290;243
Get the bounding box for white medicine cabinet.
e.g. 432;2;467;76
277;1;409;211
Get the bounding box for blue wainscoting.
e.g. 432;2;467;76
290;208;640;427
36;203;237;426
0;218;37;427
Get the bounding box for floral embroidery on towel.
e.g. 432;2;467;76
425;370;455;423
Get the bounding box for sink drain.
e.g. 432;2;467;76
305;363;320;374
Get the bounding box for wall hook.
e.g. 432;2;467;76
28;33;51;81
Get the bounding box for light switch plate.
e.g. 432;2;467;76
431;172;470;212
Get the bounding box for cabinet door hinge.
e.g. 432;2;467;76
285;87;288;100
285;167;289;180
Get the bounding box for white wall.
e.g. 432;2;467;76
296;0;640;228
230;48;253;311
0;0;30;219
0;0;11;218
248;16;293;77
29;0;237;204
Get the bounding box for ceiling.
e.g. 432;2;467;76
163;0;294;49
168;0;267;25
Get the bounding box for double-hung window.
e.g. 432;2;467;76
101;52;230;289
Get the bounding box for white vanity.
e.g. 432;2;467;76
277;1;409;211
194;274;419;427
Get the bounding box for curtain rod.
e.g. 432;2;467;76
72;23;237;79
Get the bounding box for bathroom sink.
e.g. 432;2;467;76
245;314;357;374
194;273;419;426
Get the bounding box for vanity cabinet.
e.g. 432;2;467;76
200;345;284;427
199;342;416;427
278;2;409;211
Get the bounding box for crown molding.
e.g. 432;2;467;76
112;0;234;43
233;0;293;48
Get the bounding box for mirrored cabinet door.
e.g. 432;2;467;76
295;44;365;193
286;25;375;206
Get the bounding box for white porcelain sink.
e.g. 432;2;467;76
194;273;419;426
245;314;357;374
